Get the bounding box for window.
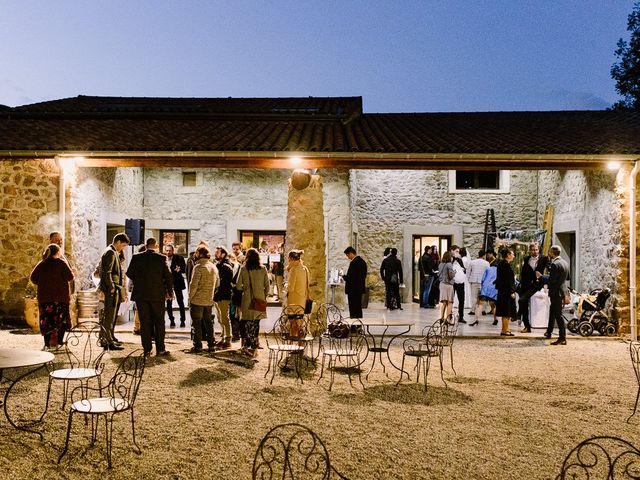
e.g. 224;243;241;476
160;230;189;257
182;172;197;187
448;170;510;193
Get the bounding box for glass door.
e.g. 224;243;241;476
412;235;451;302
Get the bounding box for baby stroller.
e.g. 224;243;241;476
567;288;616;337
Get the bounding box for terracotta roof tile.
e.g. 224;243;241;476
1;96;639;156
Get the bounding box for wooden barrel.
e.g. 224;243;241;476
77;290;100;319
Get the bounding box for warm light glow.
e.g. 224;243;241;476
58;157;80;178
290;156;302;167
607;161;621;171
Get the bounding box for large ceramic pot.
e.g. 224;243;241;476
24;297;40;333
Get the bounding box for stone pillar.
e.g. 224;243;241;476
285;173;326;304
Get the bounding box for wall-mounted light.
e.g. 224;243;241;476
607;160;621;171
289;156;302;167
59;156;80;179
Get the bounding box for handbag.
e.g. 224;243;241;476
328;322;350;339
248;270;267;312
304;298;313;314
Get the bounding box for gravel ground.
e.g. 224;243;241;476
0;329;639;480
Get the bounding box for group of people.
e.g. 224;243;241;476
29;233;314;358
430;242;569;344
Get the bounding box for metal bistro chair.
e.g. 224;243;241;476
264;308;308;384
556;436;640;479
253;423;350;480
58;349;146;469
43;320;107;414
317;319;366;391
396;320;450;391
627;341;640;423
312;303;345;360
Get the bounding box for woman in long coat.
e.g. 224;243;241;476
494;248;517;336
30;243;74;348
237;248;269;357
286;249;310;309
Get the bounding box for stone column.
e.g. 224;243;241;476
285;172;326;304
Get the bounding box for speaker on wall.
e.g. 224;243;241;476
125;218;145;245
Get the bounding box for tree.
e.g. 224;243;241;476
611;2;640;110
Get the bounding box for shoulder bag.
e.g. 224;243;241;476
248;269;267;312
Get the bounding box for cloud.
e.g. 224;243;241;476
0;79;35;107
546;88;611;110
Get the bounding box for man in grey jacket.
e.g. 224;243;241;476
99;232;129;350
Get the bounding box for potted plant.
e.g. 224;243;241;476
24;280;40;333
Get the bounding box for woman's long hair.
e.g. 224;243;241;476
245;248;261;270
42;243;60;261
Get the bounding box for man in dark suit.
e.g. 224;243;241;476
538;245;570;345
127;237;174;356
99;232;130;350
343;246;367;319
380;247;403;310
165;244;187;328
517;243;550;333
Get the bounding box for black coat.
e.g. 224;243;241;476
345;255;367;295
519;255;549;291
168;254;187;291
127;250;173;302
380;255;403;283
214;259;234;301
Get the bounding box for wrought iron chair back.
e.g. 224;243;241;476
264;311;308;384
60;320;107;372
556;436;640;479
253;423;350;480
627;341;640;423
58;349;146;468
315;303;344;334
44;320;107;413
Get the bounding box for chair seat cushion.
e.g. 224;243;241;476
51;368;100;380
72;397;129;413
269;344;305;352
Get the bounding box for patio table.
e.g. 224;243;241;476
0;348;54;440
356;320;414;380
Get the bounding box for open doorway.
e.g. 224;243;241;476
556;231;576;289
412;235;451;302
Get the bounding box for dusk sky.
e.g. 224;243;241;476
0;1;635;112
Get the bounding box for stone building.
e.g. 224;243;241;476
1;96;639;333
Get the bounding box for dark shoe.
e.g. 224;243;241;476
156;350;170;356
520;328;531;333
500;332;514;336
543;332;551;339
169;321;176;328
103;343;124;351
216;341;231;350
231;336;240;342
459;319;467;324
133;330;141;335
551;339;567;345
207;346;216;353
144;351;152;358
189;347;202;353
492;320;498;326
469;321;478;327
482;311;487;316
180;321;186;328
398;306;403;310
113;337;121;344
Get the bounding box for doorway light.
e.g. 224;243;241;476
607;161;621;171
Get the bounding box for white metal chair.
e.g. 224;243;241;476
58;349;146;468
264;308;308;384
628;341;640;423
43;320;106;414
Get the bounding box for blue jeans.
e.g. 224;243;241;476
421;276;434;306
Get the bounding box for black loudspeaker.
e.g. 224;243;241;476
125;218;145;245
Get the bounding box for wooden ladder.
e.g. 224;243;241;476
541;204;554;253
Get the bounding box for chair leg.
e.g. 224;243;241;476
328;356;336;391
415;357;421;383
40;376;53;422
628;387;640;423
356;355;365;389
449;344;457;376
317;353;326;384
264;350;273;379
424;356;431;391
61;379;69;411
396;355;407;387
58;409;75;464
105;414;113;468
91;415;99;445
439;353;448;389
130;408;141;454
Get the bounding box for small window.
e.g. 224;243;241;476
182;172;197;187
449;170;510;193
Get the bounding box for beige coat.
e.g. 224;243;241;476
237;265;269;320
189;258;219;306
287;261;310;308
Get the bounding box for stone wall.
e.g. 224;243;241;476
351;169;539;301
0;159;59;321
70;167;144;289
536;169;629;330
142;168;352;302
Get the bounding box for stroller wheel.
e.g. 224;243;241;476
604;324;618;337
578;321;594;337
567;318;579;334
